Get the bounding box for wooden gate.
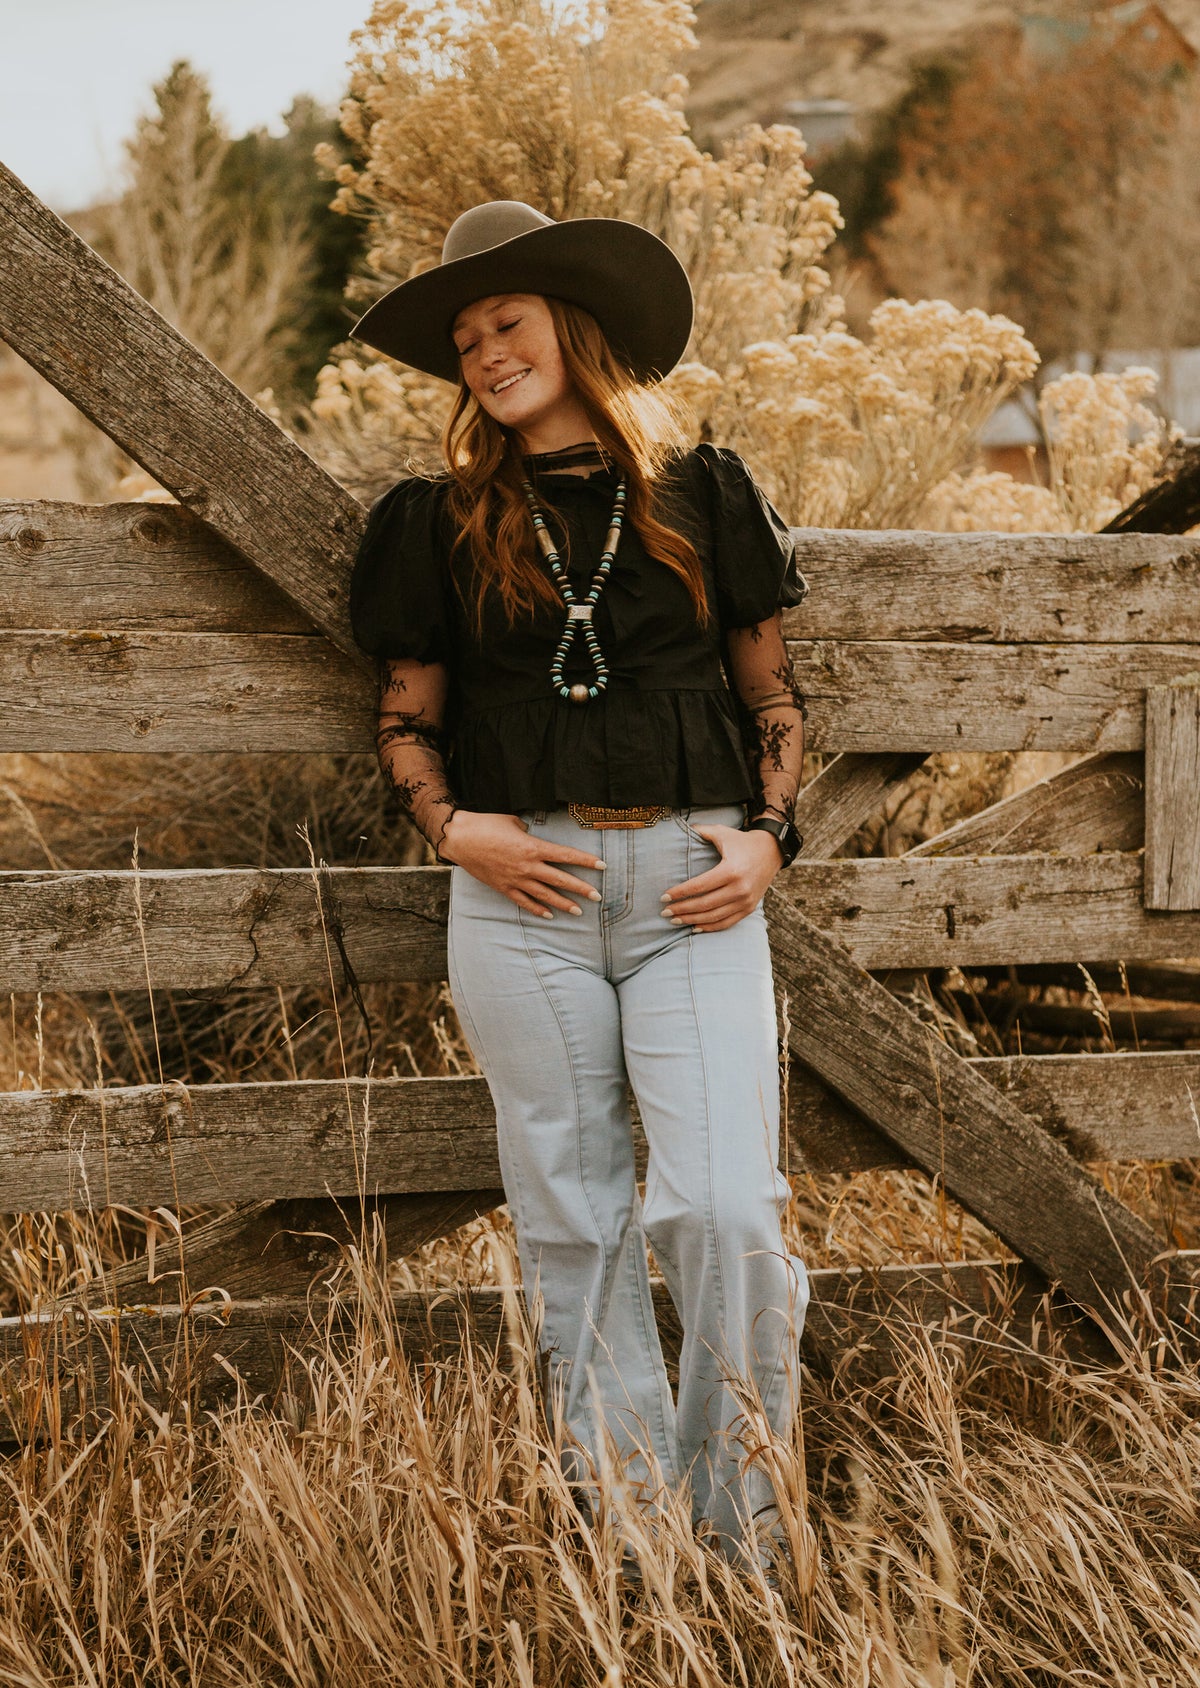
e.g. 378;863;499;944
0;160;1197;1414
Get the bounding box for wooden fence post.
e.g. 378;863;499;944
1145;678;1200;909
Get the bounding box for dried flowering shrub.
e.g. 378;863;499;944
922;470;1061;535
923;367;1176;535
308;2;849;490
307;357;451;492
1040;367;1177;534
305;0;1172;537
319;0;700;289
675;300;1039;529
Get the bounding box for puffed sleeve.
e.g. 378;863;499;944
348;474;455;663
695;443;809;629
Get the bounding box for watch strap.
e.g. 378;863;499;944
743;814;803;867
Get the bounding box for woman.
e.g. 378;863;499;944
348;201;810;1570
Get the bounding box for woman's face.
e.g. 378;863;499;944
451;292;588;448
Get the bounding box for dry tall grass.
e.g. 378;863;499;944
0;742;1198;1683
0;1219;1198;1685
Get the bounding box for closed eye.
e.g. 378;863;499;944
455;318;520;357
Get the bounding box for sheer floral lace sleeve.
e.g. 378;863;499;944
375;657;460;861
723;611;807;825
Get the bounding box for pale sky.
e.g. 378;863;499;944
0;0;372;215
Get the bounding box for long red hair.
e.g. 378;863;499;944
440;297;707;635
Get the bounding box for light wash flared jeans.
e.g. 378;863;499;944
446;803;809;1558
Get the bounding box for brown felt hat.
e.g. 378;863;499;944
349;200;694;386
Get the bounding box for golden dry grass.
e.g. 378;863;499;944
0;749;1196;1681
0;1219;1197;1685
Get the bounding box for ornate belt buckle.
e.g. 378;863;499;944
568;803;669;830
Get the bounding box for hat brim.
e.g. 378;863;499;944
349;218;694;386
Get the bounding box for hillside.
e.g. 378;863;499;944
687;0;1200;145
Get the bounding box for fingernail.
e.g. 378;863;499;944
660;909;676;920
568;905;583;916
670;917;686;926
594;860;606;870
660;893;672;904
587;890;602;902
540;910;554;920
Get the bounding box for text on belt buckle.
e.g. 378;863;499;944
568;802;669;830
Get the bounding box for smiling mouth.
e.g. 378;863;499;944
491;368;531;394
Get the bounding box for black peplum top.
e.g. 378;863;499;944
348;444;807;813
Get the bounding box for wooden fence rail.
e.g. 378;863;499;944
0;1050;1197;1215
1;156;1199;1413
0;852;1195;995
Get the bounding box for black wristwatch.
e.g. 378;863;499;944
743;813;804;867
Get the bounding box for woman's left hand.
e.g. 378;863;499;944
661;825;784;932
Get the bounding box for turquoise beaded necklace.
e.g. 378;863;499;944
520;469;628;705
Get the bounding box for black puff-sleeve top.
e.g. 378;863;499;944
348;444;807;813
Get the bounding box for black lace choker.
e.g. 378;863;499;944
522;440;611;475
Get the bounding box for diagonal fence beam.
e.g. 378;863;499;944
909;751;1144;858
764;887;1170;1320
0;160;367;660
793;751;928;858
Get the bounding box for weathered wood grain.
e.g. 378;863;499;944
0;631;1196;756
1145;680;1200;909
784;528;1200;643
0;1050;1197;1215
0;1075;501;1210
5;506;1199;645
0;865;445;990
764;887;1168;1314
785;1048;1200;1172
0;631;373;751
94;1190;506;1305
0;162;367;656
2;855;1200;993
909;752;1145;857
775;853;1200;969
0;501;309;632
8;1254;1164;1426
975;1049;1200;1161
788;640;1200;753
794;752;929;857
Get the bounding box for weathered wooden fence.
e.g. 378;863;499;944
0;159;1197;1415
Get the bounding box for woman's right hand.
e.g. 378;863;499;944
438;811;605;919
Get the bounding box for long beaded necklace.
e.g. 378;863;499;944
520;469;627;705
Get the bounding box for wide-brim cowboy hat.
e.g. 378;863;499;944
349;200;694;386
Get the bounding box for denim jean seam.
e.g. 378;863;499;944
753;1250;808;1433
596;1207;677;1478
669;811;701;846
447;872;531;1230
515;906;614;1458
683;831;730;1377
605;829;635;928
